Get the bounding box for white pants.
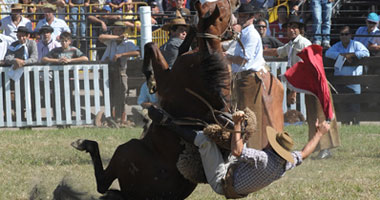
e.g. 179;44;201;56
194;132;229;195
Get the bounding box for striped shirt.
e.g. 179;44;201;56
233;147;302;195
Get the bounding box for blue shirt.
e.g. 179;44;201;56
137;82;158;105
325;40;369;93
354;26;379;47
231;24;266;73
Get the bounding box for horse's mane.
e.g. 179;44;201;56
199;52;230;109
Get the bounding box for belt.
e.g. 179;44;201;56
234;70;255;80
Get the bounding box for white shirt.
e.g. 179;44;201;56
0;34;14;60
0;16;33;40
101;39;139;66
35;17;71;40
231;24;266;73
277;34;312;67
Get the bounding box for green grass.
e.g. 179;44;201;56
1;125;380;199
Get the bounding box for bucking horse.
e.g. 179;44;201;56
71;0;283;198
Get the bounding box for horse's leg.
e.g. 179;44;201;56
71;139;116;193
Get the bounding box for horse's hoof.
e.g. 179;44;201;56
71;139;87;151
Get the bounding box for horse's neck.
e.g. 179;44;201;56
198;38;223;54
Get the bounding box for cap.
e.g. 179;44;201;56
11;4;23;10
367;12;379;23
43;3;57;11
150;1;158;7
102;5;112;12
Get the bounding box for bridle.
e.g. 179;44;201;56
196;0;234;41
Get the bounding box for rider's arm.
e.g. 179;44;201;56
301;120;330;159
231;111;245;157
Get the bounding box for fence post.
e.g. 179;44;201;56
139;6;152;58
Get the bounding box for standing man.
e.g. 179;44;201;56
264;15;340;159
34;3;71;41
99;21;140;125
0;4;33;41
325;26;369;124
224;4;269;150
310;0;334;48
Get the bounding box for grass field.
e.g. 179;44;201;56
0;125;380;199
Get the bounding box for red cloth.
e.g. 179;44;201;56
283;45;334;120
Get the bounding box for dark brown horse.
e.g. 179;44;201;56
72;0;240;199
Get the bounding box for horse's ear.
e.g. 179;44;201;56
206;4;220;21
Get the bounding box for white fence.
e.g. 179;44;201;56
0;63;110;127
268;61;307;118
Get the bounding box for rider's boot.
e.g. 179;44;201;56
148;106;197;144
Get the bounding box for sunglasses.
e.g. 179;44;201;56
340;33;350;36
255;25;266;29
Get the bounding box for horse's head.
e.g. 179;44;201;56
195;0;240;52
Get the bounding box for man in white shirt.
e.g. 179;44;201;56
34;3;71;41
99;21;140;125
0;34;14;61
0;4;33;41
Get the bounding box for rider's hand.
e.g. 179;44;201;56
315;119;330;135
232;111;245;125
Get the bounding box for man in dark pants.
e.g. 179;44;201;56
99;21;140;125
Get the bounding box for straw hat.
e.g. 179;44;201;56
11;4;23;10
162;17;188;31
43;3;57;11
266;126;295;164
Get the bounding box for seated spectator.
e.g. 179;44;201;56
325;26;370;125
123;0;141;44
106;0;126;13
151;1;164;31
37;25;61;62
269;5;289;43
41;32;88;64
69;0;90;40
168;0;190;17
132;81;159;137
99;21;140;125
255;18;283;49
0;4;33;41
5;26;37;69
35;3;71;41
19;0;37;24
160;17;188;69
354;12;379;48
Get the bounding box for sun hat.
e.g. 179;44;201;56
237;3;255;14
11;4;23;10
43;3;57;11
283;15;304;28
266;126;295;164
162;17;188;31
38;25;54;34
14;26;30;34
367;12;379;23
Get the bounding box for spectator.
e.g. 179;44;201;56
151;1;164;31
160;17;188;69
123;0;141;43
0;4;33;41
5;26;37;69
255;18;283;49
99;21;140;125
325;26;370;124
168;0;190;17
18;0;37;27
310;0;334;48
106;0;126;13
37;25;61;62
132;81;159;137
69;0;90;40
35;3;71;41
41;32;88;64
354;12;379;48
269;5;289;43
